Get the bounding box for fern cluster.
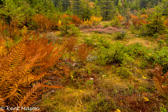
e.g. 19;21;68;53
151;65;168;97
0;34;65;107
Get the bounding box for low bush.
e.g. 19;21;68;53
129;25;137;34
116;66;132;78
90;16;102;25
95;46;109;65
111;16;122;27
0;20;21;39
153;33;159;39
84;38;95;47
139;25;148;36
103;24;110;28
81;19;93;26
126;43;149;58
156;39;165;49
152;47;168;73
115;30;127;40
71;15;82;26
95;42;134;65
96;36;111;48
32;14;57;31
59;21;80;37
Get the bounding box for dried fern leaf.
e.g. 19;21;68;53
0;95;5;106
18;82;43;107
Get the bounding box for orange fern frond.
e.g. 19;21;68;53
152;65;168;96
18;82;43;107
7;42;26;69
0;95;5;106
65;37;77;52
0;33;65;107
77;43;92;62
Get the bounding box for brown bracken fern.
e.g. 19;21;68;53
0;33;66;108
33;14;56;31
151;64;168;97
77;43;92;62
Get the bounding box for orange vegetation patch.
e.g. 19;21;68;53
164;20;168;28
117;15;124;22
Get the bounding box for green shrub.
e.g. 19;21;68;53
140;6;166;36
95;46;109;65
60;24;80;36
153;33;159;39
139;59;148;69
139;25;148;36
129;25;137;34
138;86;147;93
58;15;80;36
103;24;109;28
115;30;127;40
111;17;121;27
95;42;134;65
97;36;111;48
126;43;149;58
116;66;132;78
157;39;165;49
84;34;111;48
88;93;114;112
153;47;168;73
68;24;80;36
146;18;166;35
160;105;167;112
84;38;94;47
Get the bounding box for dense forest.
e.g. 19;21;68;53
0;0;168;111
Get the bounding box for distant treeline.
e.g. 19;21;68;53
0;0;167;21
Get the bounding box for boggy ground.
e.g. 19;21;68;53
37;23;168;112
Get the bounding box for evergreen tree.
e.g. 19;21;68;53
0;0;32;25
80;0;94;19
117;0;122;14
94;0;101;16
57;0;63;12
146;5;166;35
132;0;140;10
53;0;69;12
72;0;81;15
100;0;116;20
71;0;94;20
62;0;70;11
162;0;168;16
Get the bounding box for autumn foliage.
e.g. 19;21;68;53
151;65;168;96
64;37;77;52
57;14;82;27
0;20;21;39
0;34;65;107
77;43;92;62
117;15;124;22
131;15;139;26
164;19;168;28
71;15;82;26
90;16;102;25
33;14;57;31
81;16;102;26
